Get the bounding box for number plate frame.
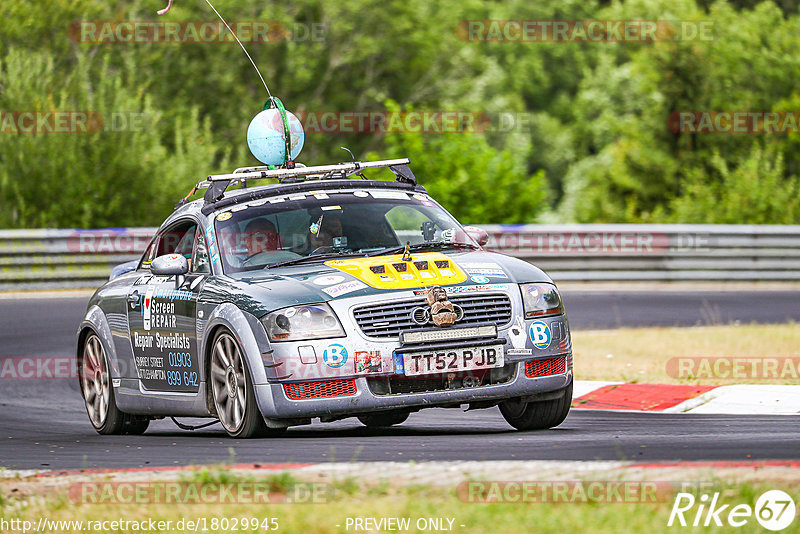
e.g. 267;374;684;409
398;345;505;376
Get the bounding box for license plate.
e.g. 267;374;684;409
399;345;504;376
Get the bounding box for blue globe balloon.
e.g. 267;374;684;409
246;108;305;165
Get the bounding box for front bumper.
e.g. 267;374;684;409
252;285;573;420
255;362;572;419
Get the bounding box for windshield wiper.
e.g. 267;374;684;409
367;241;479;257
267;251;365;269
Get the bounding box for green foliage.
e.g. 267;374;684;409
2;0;800;226
372;102;548;224
669;145;800;223
0;46;229;227
556;0;800;223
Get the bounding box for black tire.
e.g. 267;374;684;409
358;411;410;428
124;418;150;435
209;329;272;438
499;382;572;431
80;333;150;435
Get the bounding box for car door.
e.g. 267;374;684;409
125;219;203;394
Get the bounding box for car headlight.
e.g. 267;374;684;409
520;283;563;318
261;304;345;342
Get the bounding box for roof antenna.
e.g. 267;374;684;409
341;147;366;179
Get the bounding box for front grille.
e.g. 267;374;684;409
283;379;357;400
353;293;513;339
367;364;515;396
525;357;567;378
385;376;454;395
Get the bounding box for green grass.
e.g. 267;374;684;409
179;467;254;485
573;323;800;384
179;468;302;495
3;475;798;533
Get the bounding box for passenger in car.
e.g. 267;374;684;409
309;213;344;250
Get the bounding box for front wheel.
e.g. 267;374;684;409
499;383;572;431
80;333;149;435
209;330;276;438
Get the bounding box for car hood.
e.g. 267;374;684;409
202;250;552;317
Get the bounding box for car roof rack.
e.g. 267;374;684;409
175;158;415;208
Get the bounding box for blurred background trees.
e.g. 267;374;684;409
1;0;800;227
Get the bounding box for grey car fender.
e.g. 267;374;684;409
77;305;121;381
202;303;272;386
202;303;283;420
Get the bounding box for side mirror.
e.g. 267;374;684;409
463;226;489;247
151;254;189;288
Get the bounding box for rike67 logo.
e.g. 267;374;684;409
668;490;796;531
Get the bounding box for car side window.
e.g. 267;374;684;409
158;221;197;258
192;227;211;274
139;220;198;271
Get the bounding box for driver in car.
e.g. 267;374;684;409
242;218;280;260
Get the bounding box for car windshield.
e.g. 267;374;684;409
213;189;478;273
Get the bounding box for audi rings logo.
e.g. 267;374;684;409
410;304;464;325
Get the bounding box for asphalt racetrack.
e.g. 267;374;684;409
1;289;799;470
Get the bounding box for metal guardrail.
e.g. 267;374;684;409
1;225;799;290
482;224;800;282
0;229;153;290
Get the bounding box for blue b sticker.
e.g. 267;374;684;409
393;352;405;374
470;275;490;284
529;321;552;349
323;344;349;368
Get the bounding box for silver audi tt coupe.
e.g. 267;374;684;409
78;158;573;437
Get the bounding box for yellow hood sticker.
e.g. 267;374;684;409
324;252;467;289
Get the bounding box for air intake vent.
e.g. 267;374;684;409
525;357;567;378
283;379;357;400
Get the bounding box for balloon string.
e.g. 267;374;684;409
156;0;272;98
156;0;173;15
